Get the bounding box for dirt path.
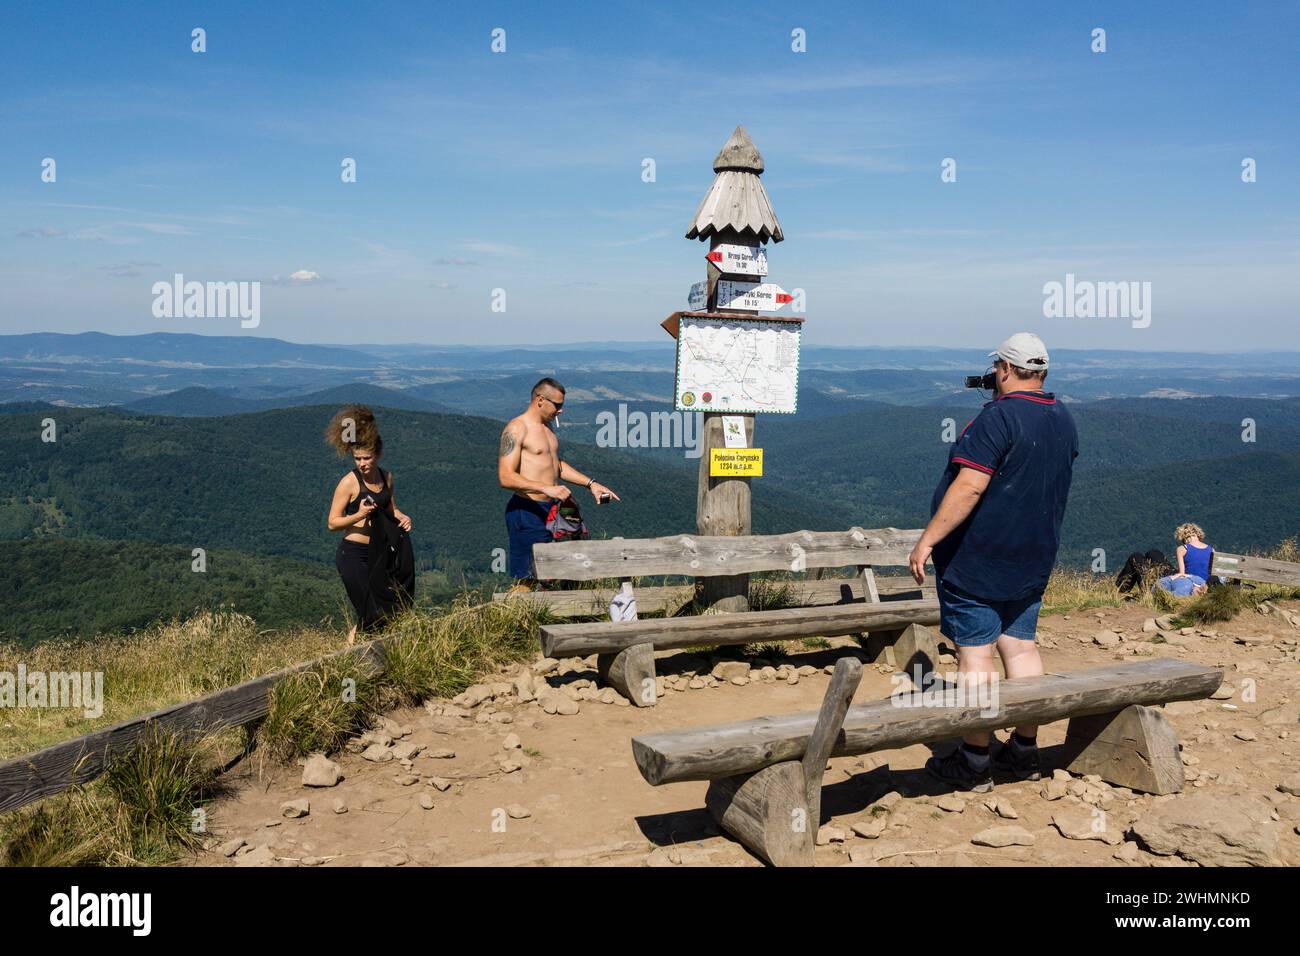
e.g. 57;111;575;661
196;600;1300;867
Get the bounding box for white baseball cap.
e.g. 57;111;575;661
990;332;1049;371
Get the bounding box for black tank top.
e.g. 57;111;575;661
344;468;391;517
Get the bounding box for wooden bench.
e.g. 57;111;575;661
492;575;928;620
522;528;941;706
631;657;1222;866
1210;551;1300;588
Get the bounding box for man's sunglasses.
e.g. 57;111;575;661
541;396;564;410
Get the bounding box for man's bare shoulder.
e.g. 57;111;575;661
500;415;533;458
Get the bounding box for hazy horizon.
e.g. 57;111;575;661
6;329;1300;360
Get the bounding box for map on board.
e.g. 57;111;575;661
674;314;801;414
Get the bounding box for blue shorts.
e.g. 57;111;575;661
1156;574;1205;597
937;577;1041;648
505;495;552;580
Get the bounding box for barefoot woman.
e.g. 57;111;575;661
325;405;415;644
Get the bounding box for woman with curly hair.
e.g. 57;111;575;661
1155;522;1214;597
325;405;415;644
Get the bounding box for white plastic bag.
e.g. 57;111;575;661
608;580;637;622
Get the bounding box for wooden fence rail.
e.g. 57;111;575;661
0;640;388;815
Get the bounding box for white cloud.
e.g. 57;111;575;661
268;270;330;285
458;238;524;256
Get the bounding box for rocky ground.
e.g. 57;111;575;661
195;598;1300;867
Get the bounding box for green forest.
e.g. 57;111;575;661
0;539;344;645
4;398;1298;643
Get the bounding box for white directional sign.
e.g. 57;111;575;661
716;279;792;312
687;280;707;311
706;243;768;277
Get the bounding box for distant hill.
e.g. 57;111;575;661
4;332;1299;408
0;401;59;415
406;371;676;422
4;395;1298;642
0;332;377;367
0;538;345;646
756;396;1300;566
125;387;266;416
283;384;457;414
123;383;458;417
0;405;845;577
1058;450;1300;567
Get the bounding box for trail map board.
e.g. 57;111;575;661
673;313;801;414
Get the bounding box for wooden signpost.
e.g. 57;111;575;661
671;125;795;612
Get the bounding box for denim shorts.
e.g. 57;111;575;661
1156;574;1206;597
505;494;553;580
937;577;1042;647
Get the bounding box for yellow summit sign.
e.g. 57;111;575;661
709;448;763;477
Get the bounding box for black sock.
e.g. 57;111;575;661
961;742;990;769
1010;732;1037;751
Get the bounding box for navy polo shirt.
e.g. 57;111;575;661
930;391;1079;602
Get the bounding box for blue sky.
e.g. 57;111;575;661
2;0;1296;350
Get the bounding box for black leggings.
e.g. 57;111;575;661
1115;550;1173;594
336;539;383;632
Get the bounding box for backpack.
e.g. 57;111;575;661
545;497;588;541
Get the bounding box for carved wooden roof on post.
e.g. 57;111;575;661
685;126;784;244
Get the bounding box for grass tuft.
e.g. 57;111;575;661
748;578;799;613
256;595;548;761
1;726;223;866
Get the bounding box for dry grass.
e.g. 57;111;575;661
0;609;338;760
1040;568;1132;616
0;726;230;867
256;596;547;761
1041;538;1300;624
1;595;550;867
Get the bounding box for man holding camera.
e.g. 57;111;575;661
908;332;1078;792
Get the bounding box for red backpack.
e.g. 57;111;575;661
545;498;589;541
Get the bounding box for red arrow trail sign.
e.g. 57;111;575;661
706;243;768;277
716;279;792;312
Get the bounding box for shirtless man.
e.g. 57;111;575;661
498;378;619;588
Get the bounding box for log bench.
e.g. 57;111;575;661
631;657;1223;866
1209;551;1300;589
492;575;931;620
523;527;941;706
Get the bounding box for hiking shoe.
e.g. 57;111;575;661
992;737;1042;781
925;748;993;794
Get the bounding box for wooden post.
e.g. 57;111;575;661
696;303;754;612
686;126;784;613
1062;704;1185;794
